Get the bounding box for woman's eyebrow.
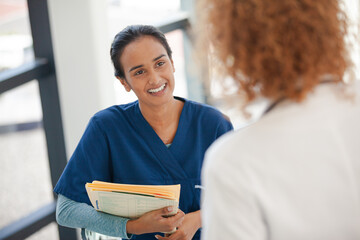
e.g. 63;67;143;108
153;54;165;61
129;54;166;73
129;64;143;73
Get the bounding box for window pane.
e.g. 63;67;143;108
0;1;58;238
0;0;34;72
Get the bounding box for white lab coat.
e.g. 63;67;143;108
202;82;360;240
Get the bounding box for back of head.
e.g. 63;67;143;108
196;0;351;102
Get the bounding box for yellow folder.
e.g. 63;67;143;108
85;180;180;219
86;180;180;200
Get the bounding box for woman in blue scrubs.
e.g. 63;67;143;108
54;25;233;240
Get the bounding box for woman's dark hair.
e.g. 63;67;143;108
110;25;173;79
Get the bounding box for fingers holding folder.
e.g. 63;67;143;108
126;207;185;235
85;181;183;235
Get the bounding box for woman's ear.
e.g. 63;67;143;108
116;76;132;92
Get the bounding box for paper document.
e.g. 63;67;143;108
85;181;180;218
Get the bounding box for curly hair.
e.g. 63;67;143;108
196;0;351;102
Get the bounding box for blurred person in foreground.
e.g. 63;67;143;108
196;0;360;239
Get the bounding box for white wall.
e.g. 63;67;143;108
48;0;116;157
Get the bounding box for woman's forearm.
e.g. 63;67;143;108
56;194;131;239
187;210;202;230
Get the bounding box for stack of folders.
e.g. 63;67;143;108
85;181;180;219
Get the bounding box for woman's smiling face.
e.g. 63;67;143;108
118;36;175;109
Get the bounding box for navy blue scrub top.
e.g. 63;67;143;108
54;97;233;239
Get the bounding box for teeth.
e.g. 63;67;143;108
148;84;166;93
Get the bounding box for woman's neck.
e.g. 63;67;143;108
139;98;184;132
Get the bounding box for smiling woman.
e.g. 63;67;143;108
118;36;176;111
52;25;233;240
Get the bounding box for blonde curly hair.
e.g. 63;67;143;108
196;0;351;103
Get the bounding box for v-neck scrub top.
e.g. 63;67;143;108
54;97;233;240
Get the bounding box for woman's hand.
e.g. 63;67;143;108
155;210;201;240
126;207;185;235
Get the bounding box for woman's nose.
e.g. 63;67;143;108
148;70;160;85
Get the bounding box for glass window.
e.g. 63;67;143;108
0;0;58;239
0;0;34;72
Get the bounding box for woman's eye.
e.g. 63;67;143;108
134;70;144;76
157;61;165;67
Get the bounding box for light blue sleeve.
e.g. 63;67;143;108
56;194;132;239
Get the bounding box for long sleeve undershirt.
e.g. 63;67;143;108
56;194;132;239
56;145;172;239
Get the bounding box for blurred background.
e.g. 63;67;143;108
0;0;359;239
